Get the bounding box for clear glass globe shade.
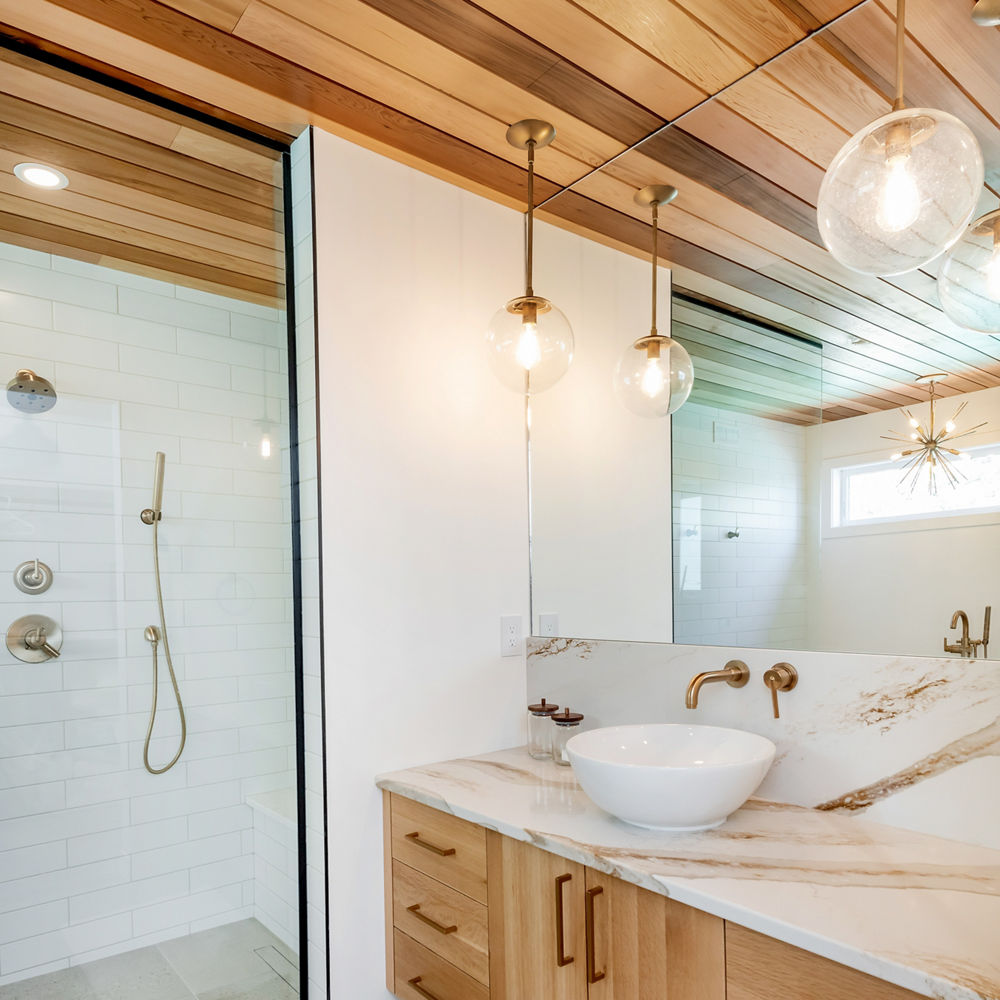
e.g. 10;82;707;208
937;210;1000;333
817;108;984;276
614;336;693;418
485;296;573;394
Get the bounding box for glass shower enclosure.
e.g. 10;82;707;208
0;51;308;1000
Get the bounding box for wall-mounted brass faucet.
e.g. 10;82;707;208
685;660;749;709
944;607;991;658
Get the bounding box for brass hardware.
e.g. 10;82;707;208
407;976;441;1000
406;904;457;936
685;659;749;709
405;832;456;857
972;0;1000;25
585;886;605;984
140;509;162;524
945;607;991;658
6;614;63;663
505;119;556;299
554;873;574;967
13;558;53;595
763;662;798;719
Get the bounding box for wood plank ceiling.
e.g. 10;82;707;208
0;0;998;416
0;45;285;305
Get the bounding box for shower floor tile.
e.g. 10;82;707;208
0;920;298;1000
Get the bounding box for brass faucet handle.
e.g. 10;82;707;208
763;662;797;719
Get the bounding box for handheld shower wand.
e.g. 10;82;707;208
140;453;186;774
141;451;165;524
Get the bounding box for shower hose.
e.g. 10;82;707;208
143;518;187;774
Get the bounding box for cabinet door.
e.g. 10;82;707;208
726;924;924;1000
585;870;726;1000
490;834;588;1000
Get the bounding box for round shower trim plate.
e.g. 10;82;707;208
13;162;69;190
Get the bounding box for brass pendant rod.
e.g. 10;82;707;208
525;139;535;297
893;0;906;111
651;203;659;336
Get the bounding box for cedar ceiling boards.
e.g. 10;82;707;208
0;46;285;306
1;0;999;417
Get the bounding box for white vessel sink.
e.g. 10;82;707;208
566;724;775;832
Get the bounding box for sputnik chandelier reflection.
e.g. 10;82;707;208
613;185;693;418
816;0;983;277
881;374;987;494
485;119;573;395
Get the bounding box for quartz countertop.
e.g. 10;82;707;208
376;748;1000;1000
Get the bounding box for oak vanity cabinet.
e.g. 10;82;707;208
490;835;726;1000
383;792;725;1000
384;793;925;1000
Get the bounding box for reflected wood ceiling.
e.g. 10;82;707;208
1;0;998;414
0;46;285;306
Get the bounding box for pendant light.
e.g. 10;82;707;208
937;209;1000;333
881;374;987;494
816;0;983;277
614;185;693;418
485;120;573;394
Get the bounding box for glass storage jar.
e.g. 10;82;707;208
527;698;559;759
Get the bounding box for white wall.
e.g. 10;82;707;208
311;129;530;998
529;254;673;643
806;385;1000;657
672;403;808;648
0;246;296;985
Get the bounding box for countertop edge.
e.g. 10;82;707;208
376;775;990;1000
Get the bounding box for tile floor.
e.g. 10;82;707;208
0;920;298;1000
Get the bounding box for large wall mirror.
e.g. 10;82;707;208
528;0;1000;662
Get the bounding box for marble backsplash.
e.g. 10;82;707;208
527;637;1000;851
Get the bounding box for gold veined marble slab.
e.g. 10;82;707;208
376;748;1000;1000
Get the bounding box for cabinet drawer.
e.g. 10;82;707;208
394;929;489;1000
391;794;488;903
393;860;490;986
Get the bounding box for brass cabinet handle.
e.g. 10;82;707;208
554;873;574;967
585;886;606;984
405;831;456;857
408;976;441;1000
406;903;457;935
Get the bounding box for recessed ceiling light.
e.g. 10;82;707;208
13;162;69;190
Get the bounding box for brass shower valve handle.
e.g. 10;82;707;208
763;662;797;719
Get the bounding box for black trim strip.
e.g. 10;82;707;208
282;148;309;1000
307;125;334;1000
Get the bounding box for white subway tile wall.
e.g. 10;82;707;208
291;128;327;1000
248;789;299;952
0;244;297;986
672;402;808;649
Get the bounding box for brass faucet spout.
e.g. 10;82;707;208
685;660;750;709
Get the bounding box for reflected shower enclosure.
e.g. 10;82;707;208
0;59;307;1000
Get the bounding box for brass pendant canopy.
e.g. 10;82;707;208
972;0;1000;25
505;119;556;151
634;184;679;209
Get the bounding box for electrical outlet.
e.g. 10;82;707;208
500;615;522;657
539;613;559;637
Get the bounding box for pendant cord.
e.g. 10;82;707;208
525;140;535;297
893;0;906;111
651;203;658;336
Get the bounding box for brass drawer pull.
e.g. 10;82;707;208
554;873;574;967
406;831;456;857
407;903;458;936
585;885;606;984
408;976;441;1000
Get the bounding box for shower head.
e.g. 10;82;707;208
7;369;56;413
